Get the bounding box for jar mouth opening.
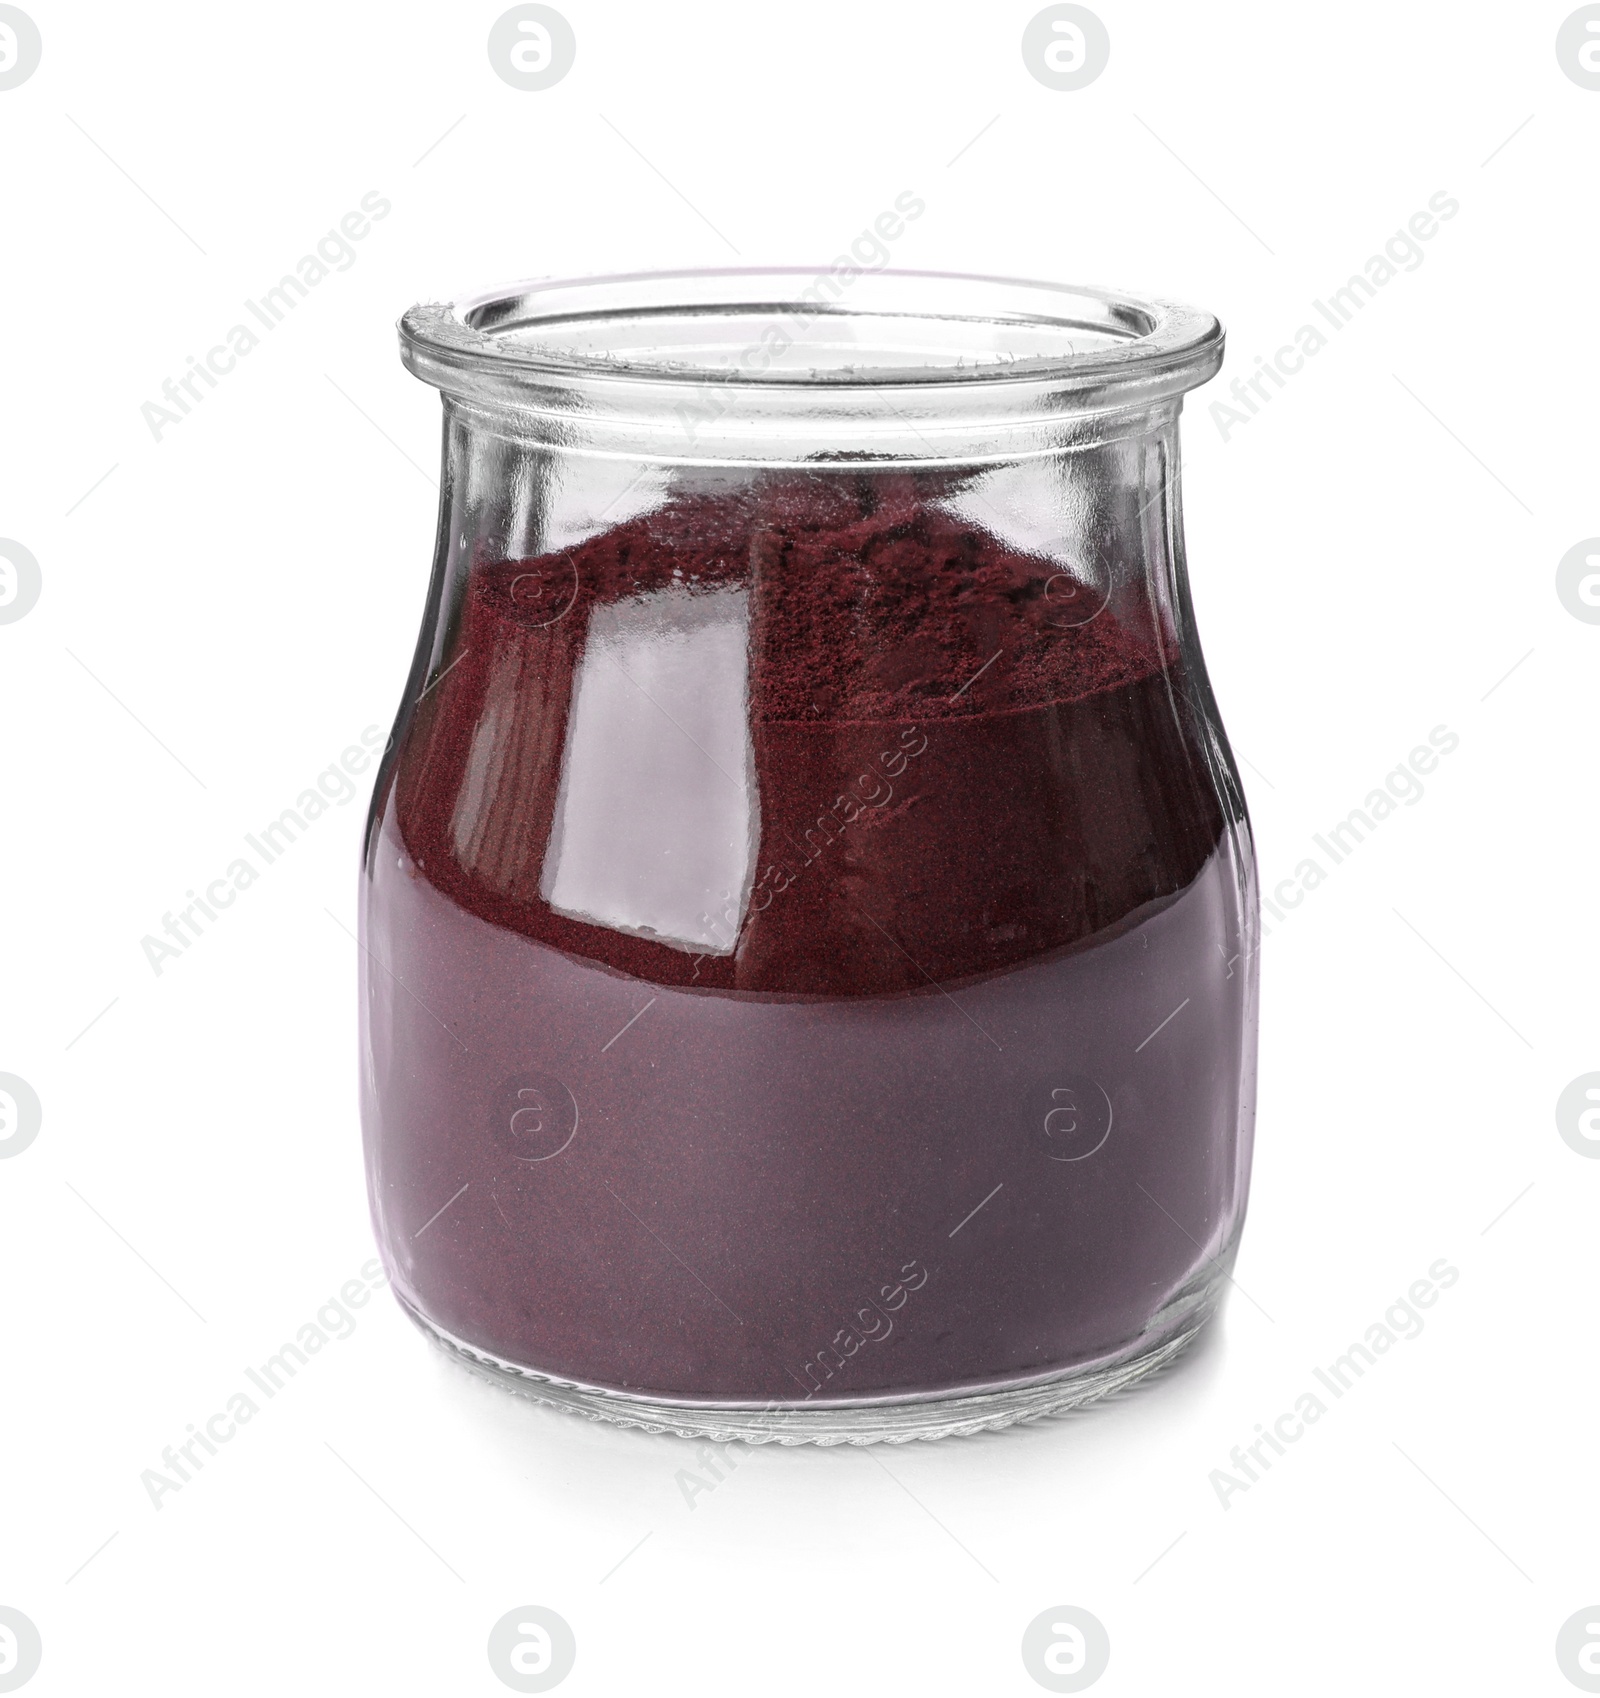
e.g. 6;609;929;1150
400;267;1222;392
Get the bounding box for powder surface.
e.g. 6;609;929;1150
474;477;1167;723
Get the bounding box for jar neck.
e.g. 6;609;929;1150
443;388;1190;469
435;399;1190;583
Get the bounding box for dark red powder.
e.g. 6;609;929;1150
360;473;1251;1409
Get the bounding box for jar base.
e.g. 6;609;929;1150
396;1256;1230;1444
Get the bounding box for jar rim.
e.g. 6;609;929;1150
400;266;1222;394
398;268;1223;464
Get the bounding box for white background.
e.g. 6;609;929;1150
2;2;1596;1693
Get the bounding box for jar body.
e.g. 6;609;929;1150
361;350;1257;1440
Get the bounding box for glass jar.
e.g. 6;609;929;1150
359;268;1257;1443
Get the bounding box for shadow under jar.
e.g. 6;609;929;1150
359;269;1259;1443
